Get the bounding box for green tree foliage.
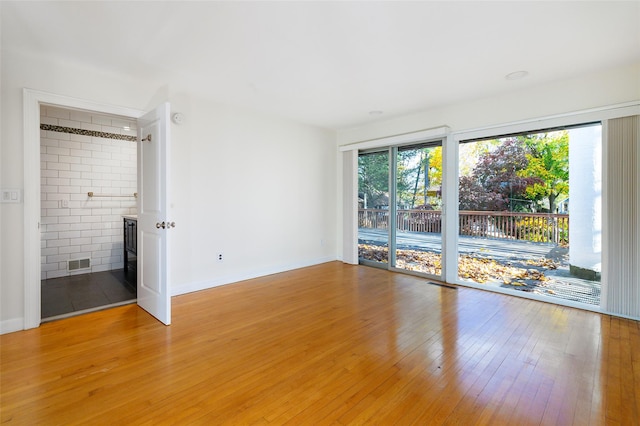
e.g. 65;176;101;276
459;131;569;212
396;149;421;208
519;132;569;213
397;146;442;209
358;151;389;208
359;146;443;210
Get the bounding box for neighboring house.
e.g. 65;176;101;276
557;198;569;214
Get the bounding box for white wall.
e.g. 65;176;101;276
166;91;338;295
337;63;640;146
335;62;640;261
1;49;337;332
40;106;138;279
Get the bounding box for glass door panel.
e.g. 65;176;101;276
457;125;601;306
358;150;390;266
393;143;443;277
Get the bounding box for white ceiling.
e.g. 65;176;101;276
2;1;639;130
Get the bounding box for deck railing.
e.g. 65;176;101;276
358;209;569;244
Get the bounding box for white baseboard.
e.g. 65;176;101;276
172;256;337;296
0;317;24;335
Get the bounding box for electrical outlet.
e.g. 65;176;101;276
218;254;223;261
1;189;21;203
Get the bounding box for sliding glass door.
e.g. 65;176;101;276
358;141;444;280
393;143;443;276
457;124;602;307
358;150;390;266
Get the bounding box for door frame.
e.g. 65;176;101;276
388;141;447;281
23;89;145;329
356;141;449;282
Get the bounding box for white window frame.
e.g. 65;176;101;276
340;101;640;317
450;101;640;314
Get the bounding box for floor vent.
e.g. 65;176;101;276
68;258;91;271
427;281;458;290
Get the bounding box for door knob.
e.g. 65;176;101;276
156;221;166;229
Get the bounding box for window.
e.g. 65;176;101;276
457;124;601;306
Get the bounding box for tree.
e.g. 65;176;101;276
459;176;508;210
397;146;443;209
396;148;432;209
519;132;569;212
460;138;541;211
428;146;443;187
358;152;389;208
458;132;570;212
359;148;440;210
409;150;426;208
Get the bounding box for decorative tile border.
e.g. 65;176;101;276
40;124;137;142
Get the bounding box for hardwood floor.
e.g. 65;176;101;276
1;262;638;425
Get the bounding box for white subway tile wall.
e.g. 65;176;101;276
40;106;137;279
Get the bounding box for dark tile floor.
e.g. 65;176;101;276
41;268;136;319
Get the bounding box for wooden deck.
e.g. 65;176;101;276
2;262;638;424
359;228;601;306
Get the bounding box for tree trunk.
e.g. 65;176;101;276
410;151;424;209
549;192;557;213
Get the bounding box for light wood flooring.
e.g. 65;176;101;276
1;262;639;425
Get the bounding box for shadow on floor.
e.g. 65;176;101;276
41;269;136;320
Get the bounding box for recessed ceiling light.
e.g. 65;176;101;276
505;71;529;80
369;110;384;116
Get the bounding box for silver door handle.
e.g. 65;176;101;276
155;221;175;229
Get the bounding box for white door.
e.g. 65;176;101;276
137;102;172;325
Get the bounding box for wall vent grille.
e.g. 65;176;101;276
68;258;91;271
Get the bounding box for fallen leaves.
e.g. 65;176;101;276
359;244;552;289
358;243;598;305
526;258;559;269
397;252;441;275
458;255;553;288
358;244;390;263
358;245;441;275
